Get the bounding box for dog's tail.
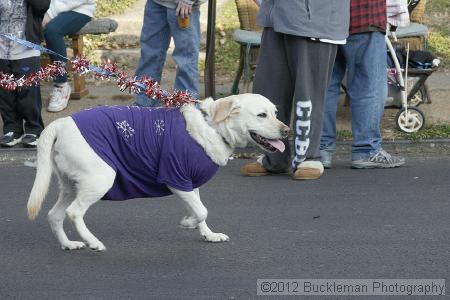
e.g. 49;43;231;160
27;120;59;220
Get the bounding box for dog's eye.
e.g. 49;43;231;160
257;113;267;118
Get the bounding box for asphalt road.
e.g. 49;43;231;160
0;156;449;299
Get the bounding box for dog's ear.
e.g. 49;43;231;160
213;96;241;123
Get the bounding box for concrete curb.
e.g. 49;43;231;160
234;138;450;157
1;139;449;164
349;138;450;155
0;148;37;164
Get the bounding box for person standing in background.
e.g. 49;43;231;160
240;0;350;180
320;0;405;169
134;0;207;107
43;0;95;112
0;0;50;148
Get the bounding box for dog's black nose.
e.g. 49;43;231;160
281;126;290;138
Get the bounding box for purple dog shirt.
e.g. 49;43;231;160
71;106;219;200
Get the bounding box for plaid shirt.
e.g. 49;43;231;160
351;0;387;34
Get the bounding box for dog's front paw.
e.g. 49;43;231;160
179;216;198;229
87;240;106;252
61;241;86;250
203;232;230;243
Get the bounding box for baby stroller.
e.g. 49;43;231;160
342;0;437;133
385;27;438;133
341;33;436;133
384;0;439;133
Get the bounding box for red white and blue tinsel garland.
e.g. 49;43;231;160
0;34;198;108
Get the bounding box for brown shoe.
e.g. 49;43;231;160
240;161;268;177
293;161;324;180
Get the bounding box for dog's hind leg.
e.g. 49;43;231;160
48;173;85;250
169;187;229;243
65;175;114;251
178;188;201;229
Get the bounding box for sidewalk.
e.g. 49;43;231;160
1;0;449;161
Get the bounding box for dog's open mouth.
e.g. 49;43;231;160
250;131;285;153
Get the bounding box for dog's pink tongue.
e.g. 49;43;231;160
267;139;285;152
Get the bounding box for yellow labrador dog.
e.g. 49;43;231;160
27;93;289;251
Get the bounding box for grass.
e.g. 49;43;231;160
425;0;450;68
95;0;139;18
399;124;450;141
427;32;450;68
336;125;450;142
336;130;353;141
214;0;241;77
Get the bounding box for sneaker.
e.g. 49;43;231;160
351;149;405;169
48;83;71;112
21;134;38;148
240;155;269;176
293;161;324;180
0;132;23;147
320;149;333;169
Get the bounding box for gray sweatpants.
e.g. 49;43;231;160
253;28;337;172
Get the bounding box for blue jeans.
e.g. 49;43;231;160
320;32;387;160
44;11;91;84
135;0;201;106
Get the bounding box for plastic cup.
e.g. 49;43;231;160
177;15;190;29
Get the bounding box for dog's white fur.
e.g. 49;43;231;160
27;93;289;251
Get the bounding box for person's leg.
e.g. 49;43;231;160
14;56;44;142
346;32;405;168
45;11;91;112
289;38;337;173
320;47;346;167
44;11;92;84
135;0;171;106
167;6;201;98
0;59;23;137
344;32;386;160
250;28;295;173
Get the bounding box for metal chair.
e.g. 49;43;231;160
231;0;261;94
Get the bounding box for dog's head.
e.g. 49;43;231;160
203;94;289;153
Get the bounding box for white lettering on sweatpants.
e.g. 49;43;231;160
292;100;312;169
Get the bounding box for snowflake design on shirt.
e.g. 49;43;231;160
154;119;165;136
116;120;135;139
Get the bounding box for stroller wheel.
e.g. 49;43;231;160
408;85;427;107
395;107;425;133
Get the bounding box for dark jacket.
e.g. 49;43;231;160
257;0;350;41
25;0;50;44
